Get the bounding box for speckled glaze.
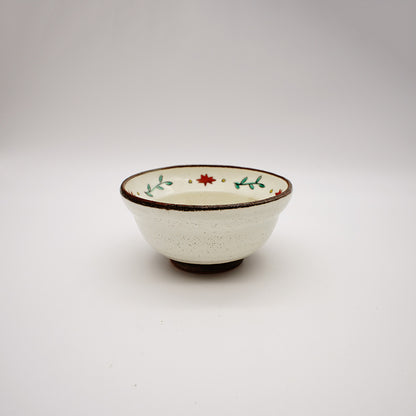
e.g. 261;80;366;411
120;165;292;267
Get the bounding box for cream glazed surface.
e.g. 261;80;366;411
121;165;292;271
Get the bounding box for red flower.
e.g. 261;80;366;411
197;174;216;186
275;189;282;195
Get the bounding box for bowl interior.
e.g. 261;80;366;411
122;165;291;206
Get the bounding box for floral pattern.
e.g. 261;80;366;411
197;174;216;186
141;172;283;198
145;175;173;197
234;176;265;190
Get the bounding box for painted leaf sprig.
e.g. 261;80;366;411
145;175;173;197
234;175;265;190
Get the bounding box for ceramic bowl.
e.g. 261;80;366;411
120;165;292;273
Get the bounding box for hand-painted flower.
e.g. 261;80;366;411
197;174;216;186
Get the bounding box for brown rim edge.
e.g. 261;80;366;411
120;164;293;211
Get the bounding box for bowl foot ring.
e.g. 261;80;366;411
170;259;244;274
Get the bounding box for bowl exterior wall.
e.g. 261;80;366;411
123;196;291;264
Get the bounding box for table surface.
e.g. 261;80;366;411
1;155;415;415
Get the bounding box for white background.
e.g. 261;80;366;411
1;1;416;415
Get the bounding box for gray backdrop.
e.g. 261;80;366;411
1;1;415;415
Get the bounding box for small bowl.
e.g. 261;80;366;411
120;165;292;273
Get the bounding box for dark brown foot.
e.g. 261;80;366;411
170;259;244;274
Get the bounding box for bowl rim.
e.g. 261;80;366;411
120;164;292;211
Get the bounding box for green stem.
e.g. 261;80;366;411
234;176;265;190
145;176;173;197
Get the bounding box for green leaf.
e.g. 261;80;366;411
159;175;163;183
156;185;164;190
256;176;262;183
165;181;173;185
241;177;248;184
259;183;265;188
145;191;153;197
249;184;254;190
147;184;151;192
234;183;240;189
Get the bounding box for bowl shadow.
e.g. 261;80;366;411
148;251;265;282
106;235;303;309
